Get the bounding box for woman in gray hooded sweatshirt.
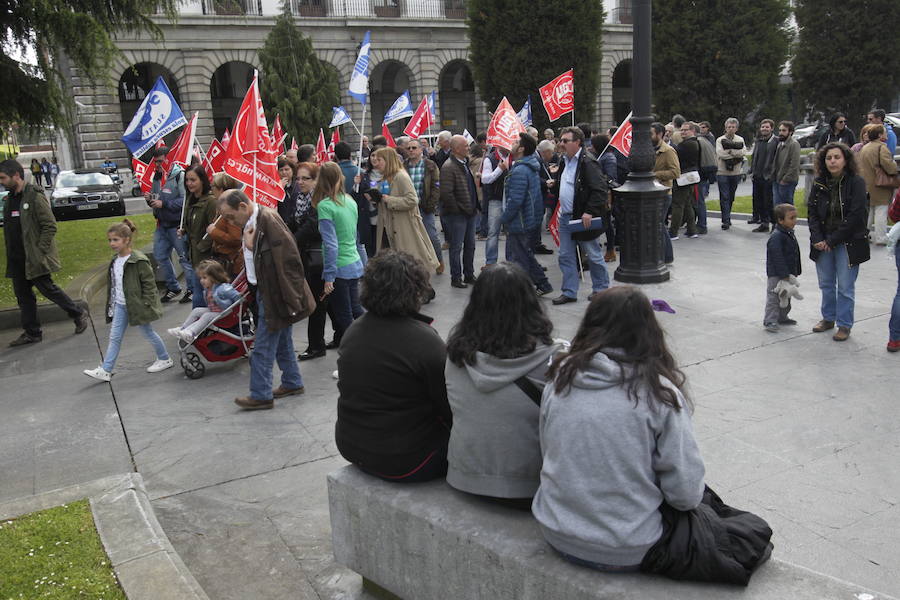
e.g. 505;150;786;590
445;263;565;507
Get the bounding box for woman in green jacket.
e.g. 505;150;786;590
181;165;217;308
83;219;172;381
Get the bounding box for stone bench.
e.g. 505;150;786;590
327;466;896;600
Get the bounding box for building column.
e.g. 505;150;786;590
179;50;217;147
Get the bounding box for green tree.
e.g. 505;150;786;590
651;0;791;138
2;0;177;132
792;0;900;132
258;2;339;145
467;0;604;132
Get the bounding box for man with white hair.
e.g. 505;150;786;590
395;135;411;160
439;135;479;287
716;117;745;230
434;130;452;168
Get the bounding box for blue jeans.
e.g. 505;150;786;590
890;245;900;340
154;226;193;293
506;231;550;289
716;175;741;225
478;195;490;236
485;200;503;265
328;277;363;340
773;181;798;206
422;211;442;264
558;212;609;299
444;213;477;281
815;244;859;328
101;303;169;372
250;291;303;401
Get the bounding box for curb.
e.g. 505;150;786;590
0;473;209;600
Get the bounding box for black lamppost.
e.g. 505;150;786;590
613;0;669;284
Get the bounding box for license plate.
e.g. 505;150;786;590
77;204;99;211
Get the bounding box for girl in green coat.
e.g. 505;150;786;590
84;219;172;381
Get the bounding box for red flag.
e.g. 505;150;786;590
221;128;231;151
196;142;215;180
548;204;561;247
608;111;633;157
486;97;526;151
161;112;198;174
315;129;328;164
272;115;286;153
328;129;340;161
155;139;166;150
207;139;227;174
290;137;298;151
539;69;574;122
402;97;433;139
131;158;153;195
382;123;396;148
223;75;282;208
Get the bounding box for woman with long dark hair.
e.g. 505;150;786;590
816;113;855;149
276;156;300;225
182;164;216;307
445;263;563;506
807;142;870;341
335;250;450;483
207;172;244;277
533;287;772;583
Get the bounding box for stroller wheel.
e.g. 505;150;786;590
181;352;205;379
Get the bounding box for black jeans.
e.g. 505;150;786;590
305;268;328;352
12;273;84;336
752;177;774;224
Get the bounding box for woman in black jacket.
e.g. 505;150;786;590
807;142;869;342
815;113;856;150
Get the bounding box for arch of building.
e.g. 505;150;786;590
210;61;255;140
438;59;477;135
599;50;633;128
611;59;633;125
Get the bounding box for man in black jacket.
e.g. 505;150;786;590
551;126;610;305
671;122;702;239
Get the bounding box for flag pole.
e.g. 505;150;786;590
355;99;367;194
252;154;257;203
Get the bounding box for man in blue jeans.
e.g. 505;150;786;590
404;139;444;274
218;189;313;410
481;146;510;267
715;117;745;230
145;146;194;304
770;121;801;206
551;126;609;305
439;135;479;288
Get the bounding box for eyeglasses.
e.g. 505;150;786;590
560;138;575;143
837;120;846;124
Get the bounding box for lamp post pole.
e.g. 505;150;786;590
613;0;669;284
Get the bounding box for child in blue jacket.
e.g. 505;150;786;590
168;260;240;342
764;204;801;332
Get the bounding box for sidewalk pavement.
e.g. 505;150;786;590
1;215;898;599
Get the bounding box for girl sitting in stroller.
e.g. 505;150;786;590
168;260;241;343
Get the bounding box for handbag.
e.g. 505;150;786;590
875;167;900;189
675;170;701;187
303;247;323;271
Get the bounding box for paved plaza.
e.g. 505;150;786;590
1;215;898;599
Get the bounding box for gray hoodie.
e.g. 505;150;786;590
532;350;705;566
445;342;564;499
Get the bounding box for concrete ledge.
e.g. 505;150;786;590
0;473;208;600
327;465;897;600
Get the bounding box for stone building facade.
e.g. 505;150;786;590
60;0;634;169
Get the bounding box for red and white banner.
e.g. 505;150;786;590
223;75;282;208
131;158;153;195
207;139;227;174
161;112;198;174
221;128;231;151
608;111;633;157
382;123;396;148
548;204;560;247
315;129;328;164
486;97;525;151
328;129;340;161
402;96;433;139
195;142;215;181
272;115;286;153
539;69;574;122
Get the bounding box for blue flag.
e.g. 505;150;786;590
517;96;533;127
329;106;352;128
348;31;371;105
121;77;187;158
427;90;437;122
383;91;414;124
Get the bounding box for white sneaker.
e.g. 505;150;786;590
147;358;174;373
167;328;181;338
177;329;194;343
332;369;339;380
84;366;112;382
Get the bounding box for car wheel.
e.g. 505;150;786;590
116;201;126;216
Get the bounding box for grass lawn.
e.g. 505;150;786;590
707;188;808;219
0;213;156;309
0;500;126;599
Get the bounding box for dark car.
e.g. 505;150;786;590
50;169;126;220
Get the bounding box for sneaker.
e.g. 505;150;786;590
832;326;851;342
176;329;194;343
9;332;42;347
167;327;182;338
688;234;699;239
451;279;467;289
147;358;174;373
536;284;554;296
179;289;193;304
669;234;679;240
887;340;900;353
74;312;89;334
83;366;112;382
778;318;797;326
812;320;835;333
161;289;180;303
764;323;779;333
332;370;339;380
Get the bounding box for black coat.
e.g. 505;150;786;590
806;173;867;262
557;149;609;241
766;225;801;278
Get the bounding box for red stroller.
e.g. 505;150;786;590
177;270;255;379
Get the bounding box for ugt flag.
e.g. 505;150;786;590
348;31;371;104
329;106;352;129
539;69;574;122
161;112;198;174
517;96;533;127
608;111;633;157
315;129;328;164
207;139;227;174
403;96;433;139
486;97;525;151
383;91;414;124
121;76;187;158
131;158;152;195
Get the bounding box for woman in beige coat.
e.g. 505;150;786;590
858;125;899;244
368;147;440;272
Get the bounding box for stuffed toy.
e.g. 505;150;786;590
773;275;803;308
